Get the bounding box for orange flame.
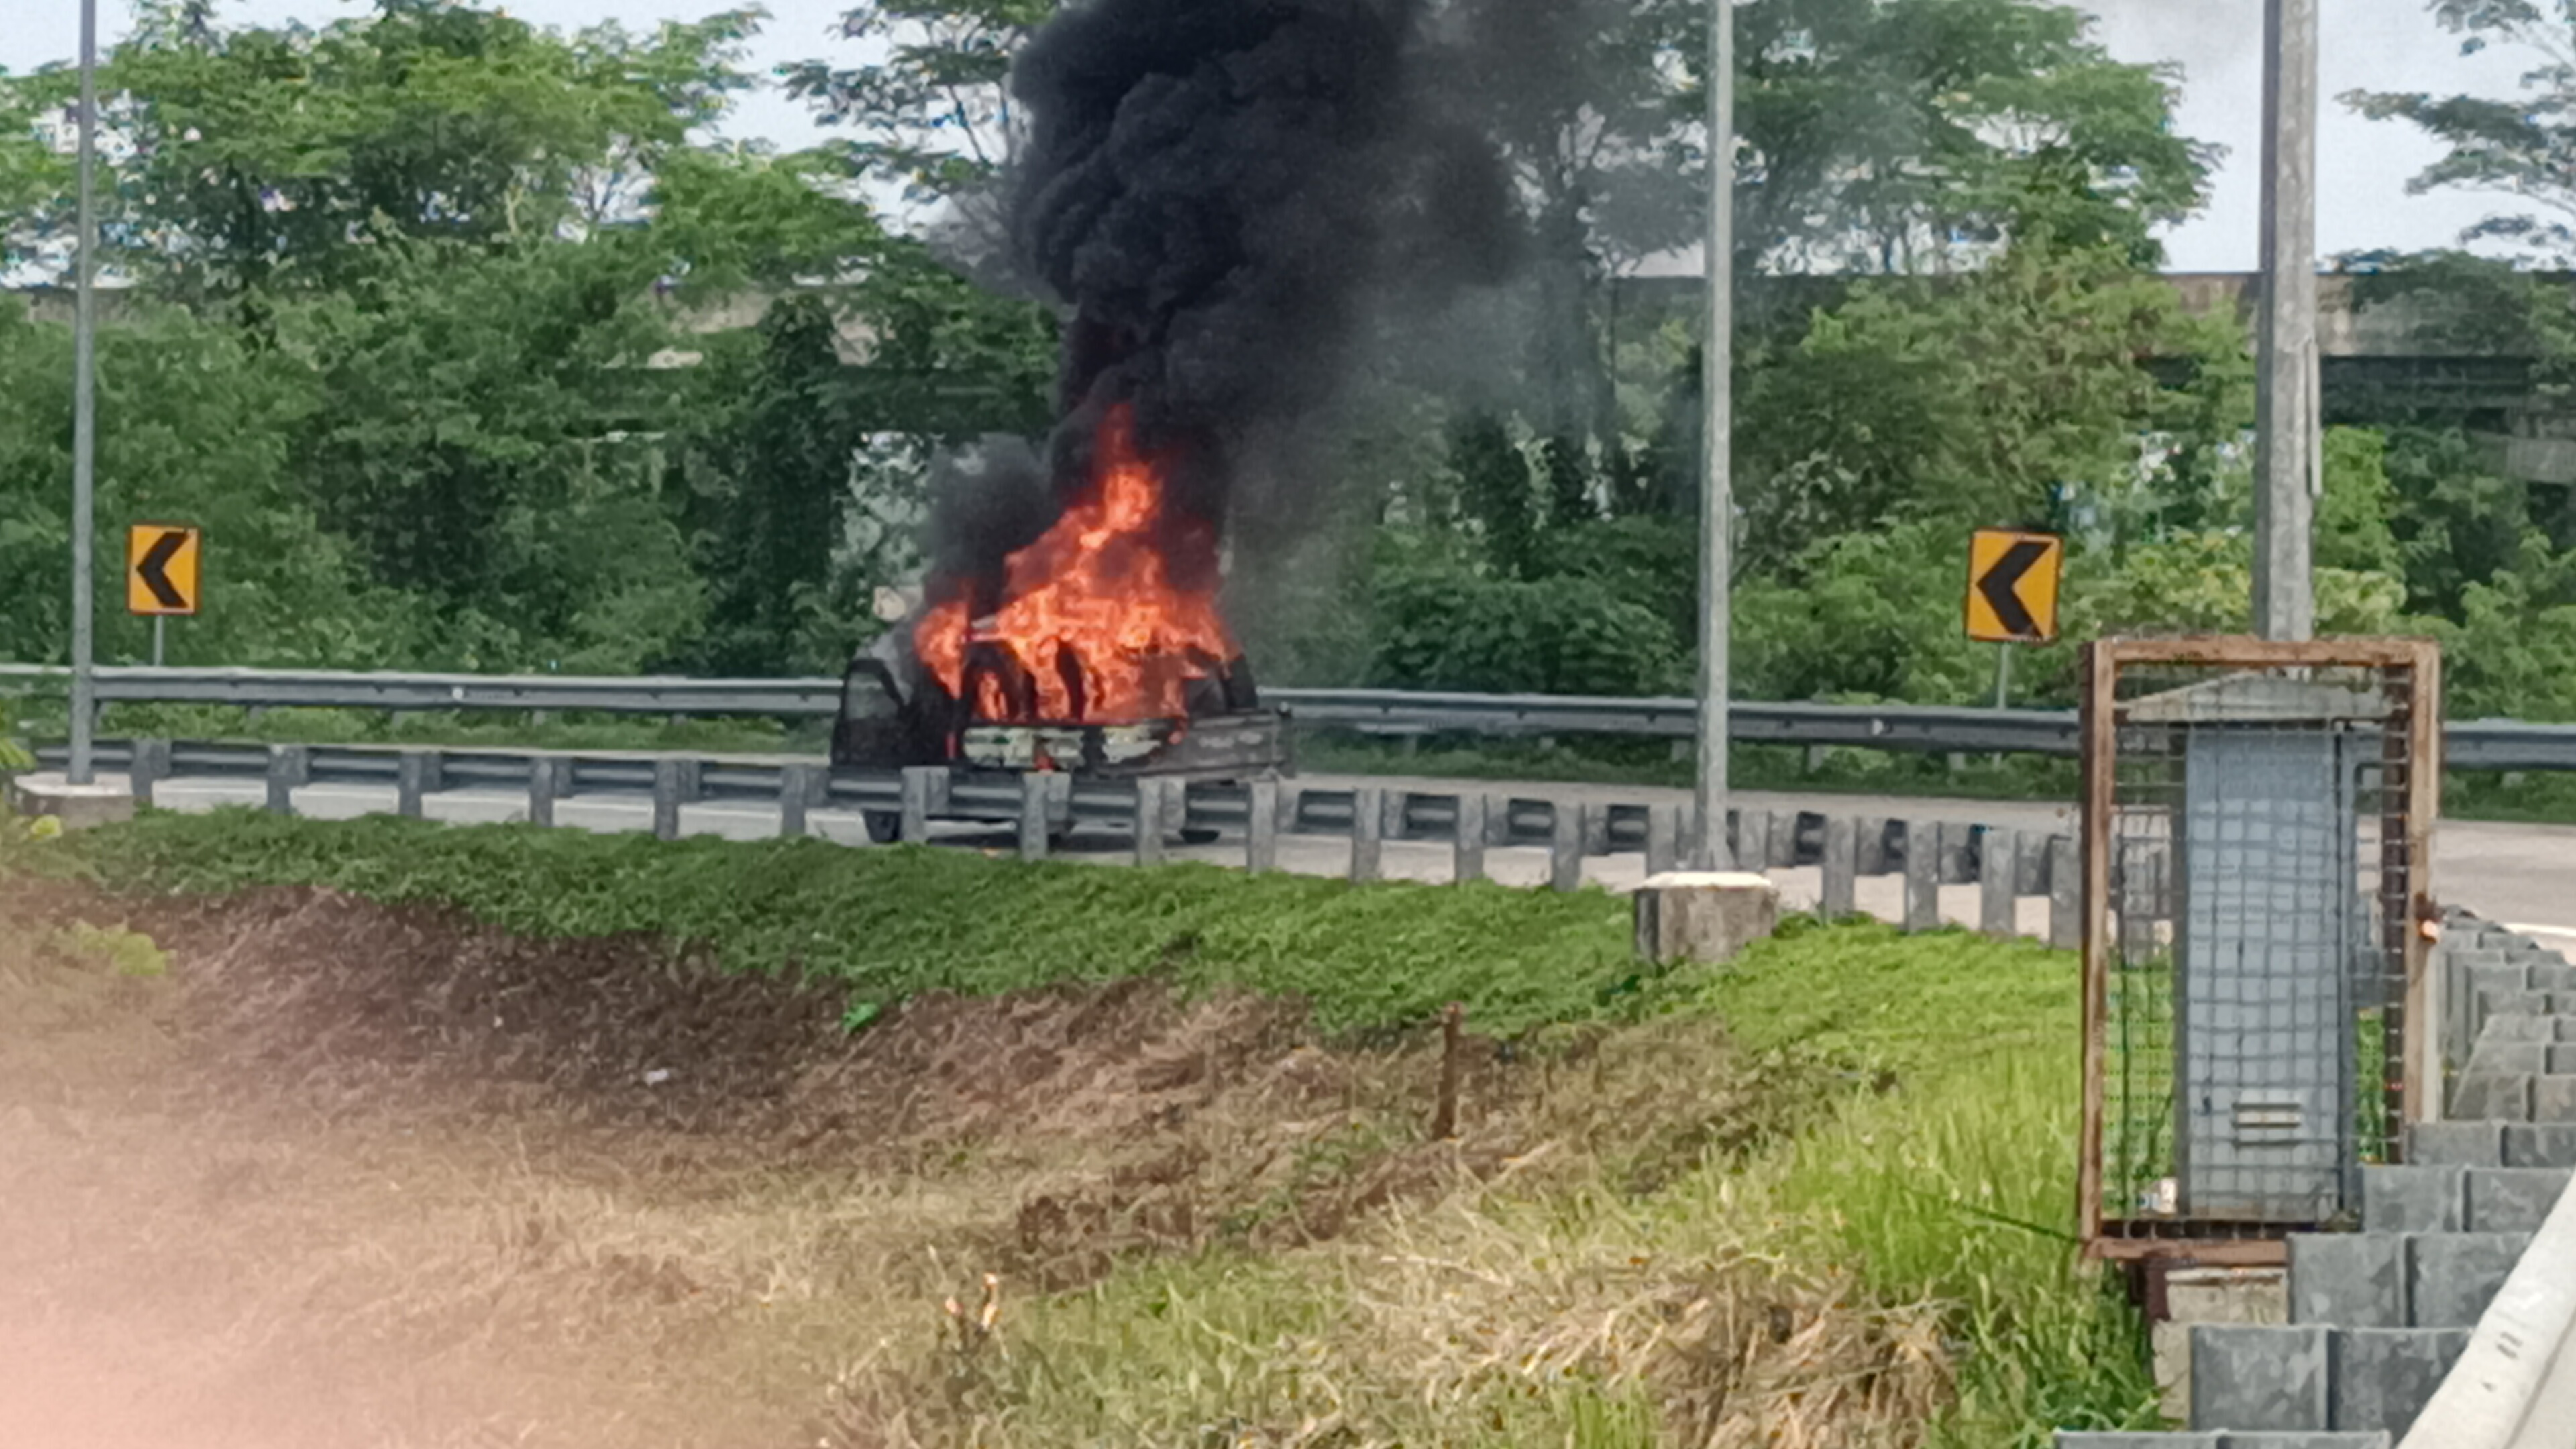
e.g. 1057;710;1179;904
915;406;1237;726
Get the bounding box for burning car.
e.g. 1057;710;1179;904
831;406;1292;843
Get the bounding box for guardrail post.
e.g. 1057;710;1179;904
129;738;170;808
777;764;822;839
2048;835;2081;950
1644;803;1678;877
396;751;441;820
1247;778;1280;874
898;767;943;845
1980;827;2020;940
652;759;685;841
1350;786;1385;883
1550;803;1585;893
1734;807;1768;871
1133;778;1168;867
1018;773;1053;862
264;745;309;816
1452;794;1488;884
526;757;557;828
1822;817;1858;918
1903;818;1941;932
1856;816;1891;876
1383;789;1412;843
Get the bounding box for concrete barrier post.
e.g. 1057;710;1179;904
2049;834;2082;950
1452;794;1489;885
1903;818;1941;932
1822;816;1858;919
1350;786;1385;883
129;738;171;808
1133;778;1168;867
652;759;685;841
1980;826;2020;939
1735;807;1769;872
1018;773;1052;861
526;757;557;828
1247;778;1281;874
396;750;442;820
265;744;309;816
1550;803;1585;893
1644;803;1680;878
899;767;938;844
777;764;822;839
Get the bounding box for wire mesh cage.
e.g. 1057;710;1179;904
2080;639;2442;1263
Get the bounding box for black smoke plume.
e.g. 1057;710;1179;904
919;0;1521;633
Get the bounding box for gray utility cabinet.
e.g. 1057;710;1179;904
2136;675;2388;1225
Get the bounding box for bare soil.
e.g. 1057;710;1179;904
1;884;1722;1448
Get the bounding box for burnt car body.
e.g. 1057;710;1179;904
829;623;1291;844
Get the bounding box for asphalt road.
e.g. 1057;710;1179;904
120;767;2576;942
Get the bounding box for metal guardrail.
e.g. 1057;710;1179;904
4;663;2573;769
28;737;2090;943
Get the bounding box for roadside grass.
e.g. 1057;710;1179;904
29;809;2157;1444
64;806;1640;1037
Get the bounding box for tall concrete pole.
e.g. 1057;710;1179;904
2253;0;2319;642
1693;0;1736;870
68;0;101;784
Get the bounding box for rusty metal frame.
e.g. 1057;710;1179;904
2077;635;2444;1263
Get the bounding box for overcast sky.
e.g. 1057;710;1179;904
0;0;2547;272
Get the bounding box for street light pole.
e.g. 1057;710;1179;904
67;0;102;784
2253;0;2319;642
1693;0;1736;871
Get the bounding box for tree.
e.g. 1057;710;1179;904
2344;1;2576;260
1721;0;2214;276
1734;235;2248;576
781;0;1055;204
0;296;395;669
1;0;765;298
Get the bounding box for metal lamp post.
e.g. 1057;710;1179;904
67;0;102;783
1693;0;1736;869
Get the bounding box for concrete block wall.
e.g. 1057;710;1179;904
2057;912;2576;1449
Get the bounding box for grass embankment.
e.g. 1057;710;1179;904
38;808;2161;1445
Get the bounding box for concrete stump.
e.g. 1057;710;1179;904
1633;871;1781;967
5;773;136;830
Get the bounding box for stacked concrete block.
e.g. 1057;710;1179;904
2057;914;2574;1449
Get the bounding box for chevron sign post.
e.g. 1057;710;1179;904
1965;527;2065;713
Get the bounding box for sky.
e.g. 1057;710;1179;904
0;0;2547;273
